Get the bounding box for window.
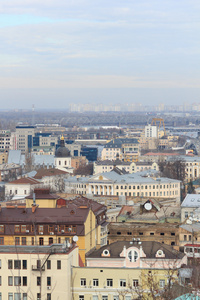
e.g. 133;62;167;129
49;237;53;245
133;279;139;287
37;277;41;286
21;225;26;232
81;278;86;286
23;277;27;286
37;293;41;300
14;276;21;286
23;260;27;269
160;233;165;236
48;225;54;232
107;279;113;287
79;296;84;300
102;297;108;300
93;279;99;286
22;237;26;245
38;225;44;233
139;232;143;235
125;296;131;300
185;212;188;218
14;294;21;300
150;232;154;236
57;260;61;269
171;232;175;236
39;237;44;245
8;260;13;269
159;279;165;288
128;250;138;262
0;276;1;286
47;260;51;270
120;279;126;287
14;260;21;269
15;237;20;245
23;294;27;300
15;225;20;233
93;296;98;300
184;235;187;241
0;237;4;245
113;297;119;300
0;225;4;232
47;294;51;300
31;237;34;245
8;276;13;286
8;293;13;300
47;277;51;286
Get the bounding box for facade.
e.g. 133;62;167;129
72;241;187;300
65;169;181;202
5;177;42;199
0;243;79;300
94;160;158;175
0;198;107;264
15;125;36;154
145;125;158;138
108;222;179;246
0;132;11;151
181;194;200;223
0;152;8;164
0;163;22;182
101;138;140;161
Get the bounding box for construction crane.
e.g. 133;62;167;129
151;118;166;136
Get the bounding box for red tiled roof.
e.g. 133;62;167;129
8;177;41;185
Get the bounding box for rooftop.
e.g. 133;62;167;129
181;194;200;208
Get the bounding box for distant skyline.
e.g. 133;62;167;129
0;0;200;109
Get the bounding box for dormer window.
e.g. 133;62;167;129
103;249;109;256
156;249;165;258
128;250;138;262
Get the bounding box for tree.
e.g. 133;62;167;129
25;152;35;173
158;158;186;182
187;180;195;194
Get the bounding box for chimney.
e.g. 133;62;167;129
32;204;38;213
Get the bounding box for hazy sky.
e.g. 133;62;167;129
0;0;200;109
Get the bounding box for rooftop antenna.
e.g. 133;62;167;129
32;104;35;126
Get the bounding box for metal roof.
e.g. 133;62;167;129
181;194;200;208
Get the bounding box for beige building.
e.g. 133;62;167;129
65;169;181;202
0;243;79;300
101;138;140;161
93;160;158;175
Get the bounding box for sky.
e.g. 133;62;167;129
0;0;200;109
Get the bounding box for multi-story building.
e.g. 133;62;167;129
145;125;158;138
101;138;140;161
0;197;107;264
181;194;200;223
0;132;11;152
5;177;42;200
108;222;179;247
0;243;79;300
72;241;187;300
65;169;181;202
15;125;36;154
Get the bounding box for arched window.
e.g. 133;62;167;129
128;250;138;262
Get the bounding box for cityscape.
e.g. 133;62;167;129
1;0;200;300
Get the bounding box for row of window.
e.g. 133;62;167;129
91;184;178;190
4;259;61;270
3;293;51;300
116;232;176;236
0;224;76;234
80;278;139;287
0;236;63;246
115;190;178;196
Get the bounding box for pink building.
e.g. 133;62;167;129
86;241;187;269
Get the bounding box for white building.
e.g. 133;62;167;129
145;125;158;138
54;136;72;172
181;194;200;222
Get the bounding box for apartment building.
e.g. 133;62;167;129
181;194;200;222
5;177;42;199
101;138;140;161
0;243;78;300
72;241;187;300
15;126;36;154
0;199;107;264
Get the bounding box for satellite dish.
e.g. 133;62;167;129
73;236;78;242
186;219;192;225
144;203;152;211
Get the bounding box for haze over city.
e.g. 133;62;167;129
0;0;199;109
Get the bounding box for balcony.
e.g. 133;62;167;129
32;265;45;271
